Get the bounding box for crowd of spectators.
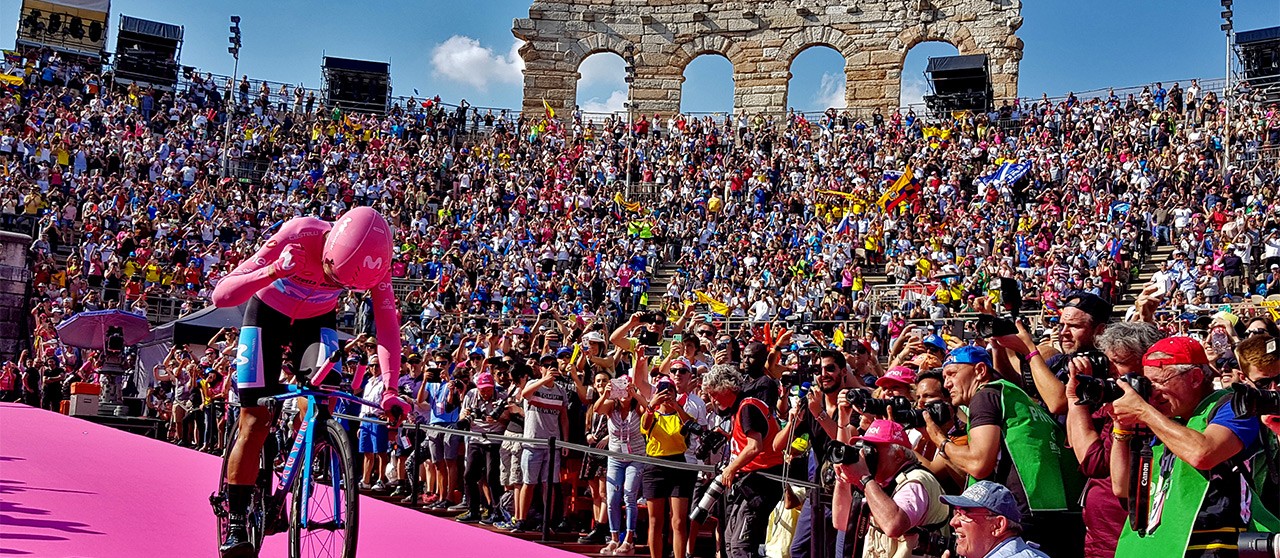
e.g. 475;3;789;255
2;41;1280;558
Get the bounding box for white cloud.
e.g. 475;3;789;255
901;76;928;108
580;90;627;114
429;36;524;91
815;72;846;110
577;54;626;88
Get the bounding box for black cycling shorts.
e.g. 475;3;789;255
234;296;339;407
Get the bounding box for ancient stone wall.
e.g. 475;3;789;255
0;231;31;361
514;0;1023;117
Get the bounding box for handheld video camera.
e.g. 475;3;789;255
1074;373;1152;409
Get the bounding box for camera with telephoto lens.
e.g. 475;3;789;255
827;440;879;473
1237;532;1279;558
1231;382;1280;417
892;400;954;430
914;532;956;558
689;475;726;524
682;421;728;462
1074;373;1152;409
843;388;913;420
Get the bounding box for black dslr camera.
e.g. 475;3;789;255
681;421;728;462
1231;382;1280;417
892;401;954;430
914;532;956;558
844;388;912;420
827;440;878;474
975;313;1019;339
1074;373;1152;409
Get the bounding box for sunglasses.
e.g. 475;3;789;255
1245;329;1270;338
1255;376;1280;390
671;368;692;375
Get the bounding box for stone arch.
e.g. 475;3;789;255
514;0;1022;116
894;22;980;64
670;34;744;74
564;34;639;70
779;29;859;69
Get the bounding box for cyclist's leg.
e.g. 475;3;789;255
292;316;339;421
226;297;288;487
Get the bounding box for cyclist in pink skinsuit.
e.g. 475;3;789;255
215;206;404;558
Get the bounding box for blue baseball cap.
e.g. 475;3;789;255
940;480;1022;524
922;334;947;351
556;347;574;359
944;346;992;368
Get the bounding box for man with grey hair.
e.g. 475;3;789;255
701;364;786;558
1110;336;1279;556
1063;321;1161;558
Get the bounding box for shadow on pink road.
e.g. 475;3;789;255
0;403;576;558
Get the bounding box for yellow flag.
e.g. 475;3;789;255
877;165;913;210
542;98;555;119
0;73;22;86
694;291;729;316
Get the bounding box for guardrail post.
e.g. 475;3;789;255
541;436;557;543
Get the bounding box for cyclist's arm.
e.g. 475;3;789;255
210;222;294;308
370;276;402;392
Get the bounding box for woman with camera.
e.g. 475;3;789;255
640;363;698;558
594;368;647;555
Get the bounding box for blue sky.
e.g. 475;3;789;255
3;1;1276;114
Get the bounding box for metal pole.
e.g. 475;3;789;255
221;56;238;179
540;436;557;542
625;93;633;200
1223;29;1231;169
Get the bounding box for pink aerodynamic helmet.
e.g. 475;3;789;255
324;207;394;290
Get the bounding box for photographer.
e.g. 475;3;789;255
773;349;854;558
702;364;786;558
455;371;507;523
1234;334;1279;516
1109;337;1280;556
926;346;1083;555
1063;321;1162;558
835;419;951;558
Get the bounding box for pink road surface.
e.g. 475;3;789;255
0;403;575;558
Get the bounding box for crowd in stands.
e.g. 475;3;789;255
2;42;1280;558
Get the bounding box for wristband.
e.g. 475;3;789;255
1025;350;1040;360
1112;426;1135;436
939;438;953;459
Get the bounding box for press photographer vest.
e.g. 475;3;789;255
864;465;952;558
730;397;784;473
967;380;1083;512
1116;390;1280;558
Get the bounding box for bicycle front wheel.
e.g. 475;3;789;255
289;418;359;558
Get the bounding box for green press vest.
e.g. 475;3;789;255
1116;390;1280;558
967;380;1083;512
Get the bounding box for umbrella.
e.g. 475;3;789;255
56;309;151;349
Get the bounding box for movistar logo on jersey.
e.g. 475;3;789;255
272;277;342;304
363;256;384;270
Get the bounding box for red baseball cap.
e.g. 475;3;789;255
1142;337;1209;368
861;419;910;448
876;366;917;388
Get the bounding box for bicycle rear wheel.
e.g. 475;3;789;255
289;418;359;558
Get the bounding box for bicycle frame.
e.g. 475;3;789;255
263;383;382;530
